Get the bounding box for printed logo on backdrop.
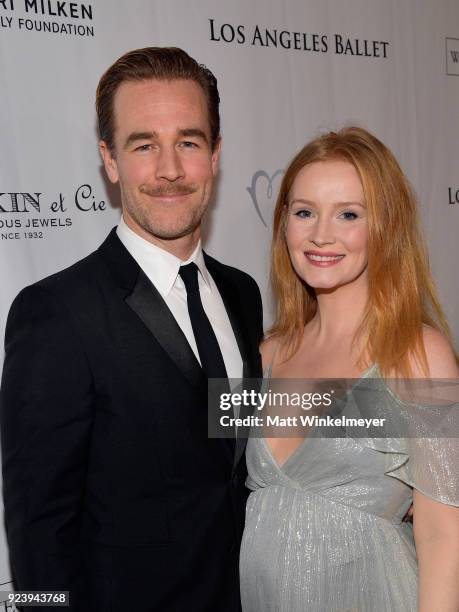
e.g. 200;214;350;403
448;187;459;205
446;38;459;75
247;170;284;227
210;19;390;58
0;0;94;38
0;185;106;242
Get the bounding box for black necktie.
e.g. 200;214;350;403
179;262;228;379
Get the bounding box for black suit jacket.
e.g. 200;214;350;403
0;229;263;612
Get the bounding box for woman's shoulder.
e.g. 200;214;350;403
412;326;459;378
260;334;285;369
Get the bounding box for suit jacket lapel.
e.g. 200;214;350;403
99;231;259;468
204;254;254;381
126;270;205;390
99;229;204;390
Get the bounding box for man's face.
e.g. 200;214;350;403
100;78;220;245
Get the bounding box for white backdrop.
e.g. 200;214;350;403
0;0;458;597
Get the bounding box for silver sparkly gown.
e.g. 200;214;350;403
239;367;459;611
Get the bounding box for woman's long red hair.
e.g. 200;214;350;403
270;126;453;377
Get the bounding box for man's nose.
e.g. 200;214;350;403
155;147;185;182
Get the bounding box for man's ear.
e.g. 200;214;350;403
99;141;119;184
211;137;222;176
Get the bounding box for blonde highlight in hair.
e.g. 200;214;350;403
270;126;452;377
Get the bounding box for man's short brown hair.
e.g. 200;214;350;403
96;47;220;152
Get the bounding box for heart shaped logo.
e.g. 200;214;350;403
246;169;284;227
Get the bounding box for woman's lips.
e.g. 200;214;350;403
304;251;345;267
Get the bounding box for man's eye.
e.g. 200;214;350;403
339;211;358;220
180;141;198;148
294;209;312;218
135;144;151;151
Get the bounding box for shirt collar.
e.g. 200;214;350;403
117;216;211;297
182;242;212;291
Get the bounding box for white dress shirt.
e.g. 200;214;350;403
117;217;243;380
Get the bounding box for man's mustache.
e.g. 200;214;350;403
139;184;198;196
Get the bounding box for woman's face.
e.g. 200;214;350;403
285;160;368;291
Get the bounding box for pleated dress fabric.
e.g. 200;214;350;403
239;366;459;612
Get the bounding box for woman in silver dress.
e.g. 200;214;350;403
240;127;459;611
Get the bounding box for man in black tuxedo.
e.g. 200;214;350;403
0;47;263;611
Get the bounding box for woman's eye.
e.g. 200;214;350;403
340;211;358;220
294;209;312;218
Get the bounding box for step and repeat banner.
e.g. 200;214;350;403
0;0;458;599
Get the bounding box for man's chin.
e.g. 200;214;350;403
141;221;202;242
